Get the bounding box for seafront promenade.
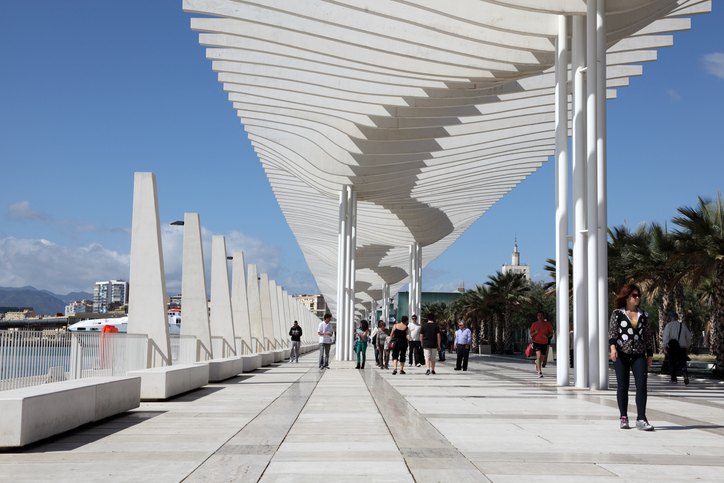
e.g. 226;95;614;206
1;350;723;482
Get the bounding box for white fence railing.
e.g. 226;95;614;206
0;330;148;391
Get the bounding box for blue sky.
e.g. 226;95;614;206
1;1;722;300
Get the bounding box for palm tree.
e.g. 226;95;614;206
486;271;531;354
673;193;724;374
622;222;687;350
449;286;492;349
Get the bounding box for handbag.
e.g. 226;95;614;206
388;339;396;350
524;343;534;358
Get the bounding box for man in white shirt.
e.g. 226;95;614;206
318;313;334;369
407;314;423;367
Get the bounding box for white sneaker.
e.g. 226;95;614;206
636;419;654;431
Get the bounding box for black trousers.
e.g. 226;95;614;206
455;345;470;370
613;352;648;420
408;341;423;365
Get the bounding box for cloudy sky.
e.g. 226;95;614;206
1;2;723;298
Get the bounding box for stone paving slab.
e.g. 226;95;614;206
0;349;723;482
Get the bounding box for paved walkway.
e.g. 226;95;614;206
1;349;723;482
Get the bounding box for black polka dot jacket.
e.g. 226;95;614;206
608;309;654;357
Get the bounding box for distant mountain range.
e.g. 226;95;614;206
0;286;92;316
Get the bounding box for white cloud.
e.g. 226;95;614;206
7;201;47;220
666;88;682;102
0;227;317;298
0;237;129;294
702;52;724;79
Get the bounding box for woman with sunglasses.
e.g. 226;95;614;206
609;283;655;431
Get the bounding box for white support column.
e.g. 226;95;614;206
416;244;422;317
247;264;264;353
127;172;171;368
269;280;281;348
259;273;275;350
336;186;349;361
180;212;212;361
572;14;588;388
555;16;570;387
586;0;600;388
231;251;252;355
282;288;291;347
597;0;610;390
409;242;421;319
345;189;357;360
276;285;287;347
383;283;390;324
210;236;237;357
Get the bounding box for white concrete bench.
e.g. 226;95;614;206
260;351;275;366
0;376;141;448
204;357;244;382
241;354;262;372
127;363;209;400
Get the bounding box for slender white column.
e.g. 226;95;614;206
269;280;281;347
586;0;600;388
180;213;212;361
336;186;349;360
231;251;252;355
259;273;275;350
247;264;264;352
210;236;237;357
276;285;287;347
416;244;422;317
555;16;570;386
409;242;422;318
346;189;357;360
597;0;610;390
572;15;588;388
281;288;291;347
127;172;171;368
383;283;390;324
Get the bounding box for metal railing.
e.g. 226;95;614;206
171;335;199;364
0;330;148;391
210;336;237;358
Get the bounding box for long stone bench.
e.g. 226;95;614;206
241;354;262;372
127;363;209;400
259;351;275;366
0;376;141;448
204;357;244;382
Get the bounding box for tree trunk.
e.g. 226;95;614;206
494;316;503;354
502;308;512;354
657;296;667;353
674;282;686;321
714;261;724;375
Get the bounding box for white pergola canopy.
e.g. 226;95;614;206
183;0;710;316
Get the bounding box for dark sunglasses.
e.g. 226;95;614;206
630;293;640;298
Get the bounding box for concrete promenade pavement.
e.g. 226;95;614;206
1;349;723;482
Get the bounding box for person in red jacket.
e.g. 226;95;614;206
529;311;554;378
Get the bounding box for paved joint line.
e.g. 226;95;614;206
182;362;323;482
362;369;491;482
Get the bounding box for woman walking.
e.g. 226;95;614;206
376;323;390;369
389;316;409;375
609;284;655;431
355;320;370;369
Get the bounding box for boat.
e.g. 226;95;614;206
68;310;181;335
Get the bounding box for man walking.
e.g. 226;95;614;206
663;310;693;384
289;320;303;363
408;314;423;367
318;313;334;369
420;316;441;375
454;321;472;371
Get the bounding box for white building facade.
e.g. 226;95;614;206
93;280;129;313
